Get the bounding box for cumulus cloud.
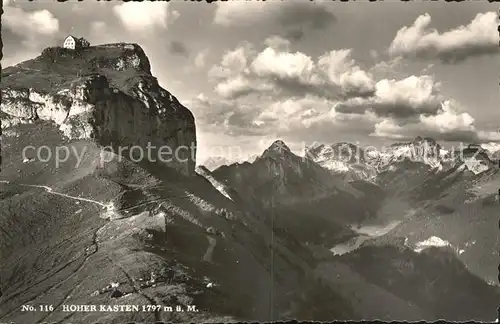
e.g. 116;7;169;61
389;12;499;63
371;101;499;143
192;88;384;143
2;5;60;66
335;75;443;119
213;1;335;41
256;95;333;130
371;119;479;142
205;39;499;144
215;76;273;100
264;35;292;52
210;38;375;100
189;93;268;137
252;96;380;141
3;7;59;37
317;50;375;98
419;101;475;133
209;44;253;77
370;56;405;77
192;93;336;139
194;86;499;144
113;2;171;33
250;47;317;83
477;132;500;142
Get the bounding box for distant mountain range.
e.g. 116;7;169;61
199;137;500;320
202;136;499;182
200;155;259;171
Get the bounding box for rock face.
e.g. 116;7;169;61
1;43;196;176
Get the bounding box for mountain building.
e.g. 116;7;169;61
62;35;90;50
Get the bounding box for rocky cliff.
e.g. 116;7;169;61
1;43;196;176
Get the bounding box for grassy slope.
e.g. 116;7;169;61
339;242;500;321
0;122;355;323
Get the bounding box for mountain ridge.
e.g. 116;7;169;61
200;137;500;179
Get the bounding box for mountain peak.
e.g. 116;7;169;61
1;42;197;175
261;140;292;158
270;140;291;151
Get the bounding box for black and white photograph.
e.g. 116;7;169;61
1;0;500;322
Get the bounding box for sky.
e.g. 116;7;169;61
2;0;500;164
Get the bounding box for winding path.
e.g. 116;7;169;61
0;180;107;208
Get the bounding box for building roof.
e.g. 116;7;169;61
65;35;86;42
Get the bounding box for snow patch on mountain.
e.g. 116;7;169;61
383;137;443;170
463;158;490;175
440;148;450;157
307;137;448;181
200;156;234;171
305;143;378;181
414;236;452;253
481;142;500;155
309;137;499;183
318;160;351;173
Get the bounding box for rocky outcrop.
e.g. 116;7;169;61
1;43;196;176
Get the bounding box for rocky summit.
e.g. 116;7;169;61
1;43;196;176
